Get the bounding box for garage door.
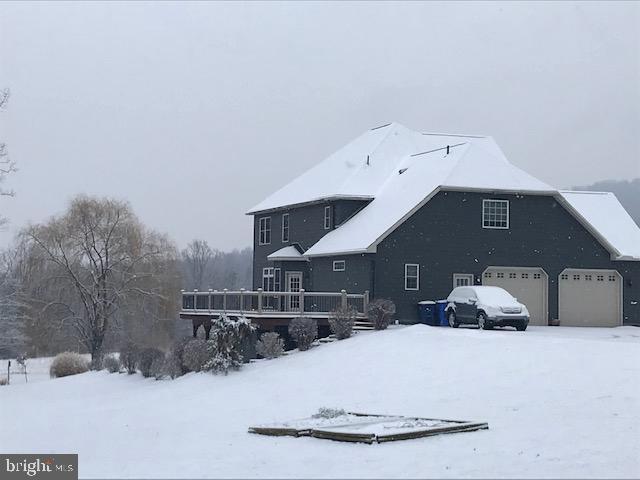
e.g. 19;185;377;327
558;269;622;327
483;267;548;326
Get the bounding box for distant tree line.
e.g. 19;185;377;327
574;178;640;226
0;195;252;361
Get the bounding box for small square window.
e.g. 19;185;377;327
608;275;616;282
573;274;580;281
484;272;492;278
509;272;517;279
333;260;345;272
521;273;529;279
561;274;569;280
597;275;604;282
482;199;509;229
585;274;592;281
534;273;541;279
497;272;504;279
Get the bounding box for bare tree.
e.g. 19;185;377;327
181;239;217;290
0;89;17;226
20;195;179;367
0;247;26;358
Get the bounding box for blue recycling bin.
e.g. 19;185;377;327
436;300;449;326
417;301;437;326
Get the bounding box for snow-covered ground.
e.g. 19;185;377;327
1;325;638;478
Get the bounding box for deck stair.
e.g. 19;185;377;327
354;320;375;331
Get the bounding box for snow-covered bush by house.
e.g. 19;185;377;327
150;356;169;380
167;337;192;377
182;339;211;372
256;332;284;359
49;352;89;378
312;407;347;419
102;354;121;373
204;315;255;374
329;306;357;339
137;347;164;378
367;299;396;330
288;317;318;351
119;342;139;374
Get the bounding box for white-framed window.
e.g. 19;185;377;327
262;267;281;291
482;199;509;229
453;273;474;288
259;217;271;245
405;264;419;291
281;213;289;243
324;205;332;230
333;260;345;272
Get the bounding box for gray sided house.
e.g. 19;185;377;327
247;123;640;327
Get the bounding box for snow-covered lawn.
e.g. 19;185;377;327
1;325;639;478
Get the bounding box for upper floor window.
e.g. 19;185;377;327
405;264;419;291
333;260;345;272
281;213;289;243
259;217;271;245
482;199;509;229
324;206;332;230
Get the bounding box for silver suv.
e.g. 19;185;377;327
446;286;529;331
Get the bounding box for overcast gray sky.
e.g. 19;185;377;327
1;1;638;251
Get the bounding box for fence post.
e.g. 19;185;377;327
239;288;245;313
258;288;263;314
363;290;370;315
223;288;228;312
341;289;347;309
299;289;305;314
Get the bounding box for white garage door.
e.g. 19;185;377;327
483;267;548;326
558;269;622;327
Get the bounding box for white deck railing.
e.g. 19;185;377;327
180;289;369;318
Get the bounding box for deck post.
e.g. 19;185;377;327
341;289;347;309
223;288;228;312
299;289;305;314
193;289;198;311
363;290;370;315
257;288;263;313
208;289;213;312
240;288;245;313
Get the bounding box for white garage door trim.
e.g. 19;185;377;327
558;268;623;327
482;266;549;326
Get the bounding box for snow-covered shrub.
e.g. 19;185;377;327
167;337;192;377
119;342;139;374
49;352;89;378
182;339;211;372
149;355;169;380
102;354;121;373
367;299;396;330
288;317;317;351
256;332;284;359
203;315;255;374
138;347;164;378
312;407;346;419
329;306;357;339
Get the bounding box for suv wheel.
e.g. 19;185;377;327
448;311;459;328
516;322;528;332
477;312;492;330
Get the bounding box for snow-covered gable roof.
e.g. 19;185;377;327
559;191;640;261
248;122;640;260
267;245;308;262
300;125;554;256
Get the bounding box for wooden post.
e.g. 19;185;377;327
223;288;228;312
239;288;245;313
299;288;305;314
257;288;263;314
363;290;370;315
341;289;347;309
